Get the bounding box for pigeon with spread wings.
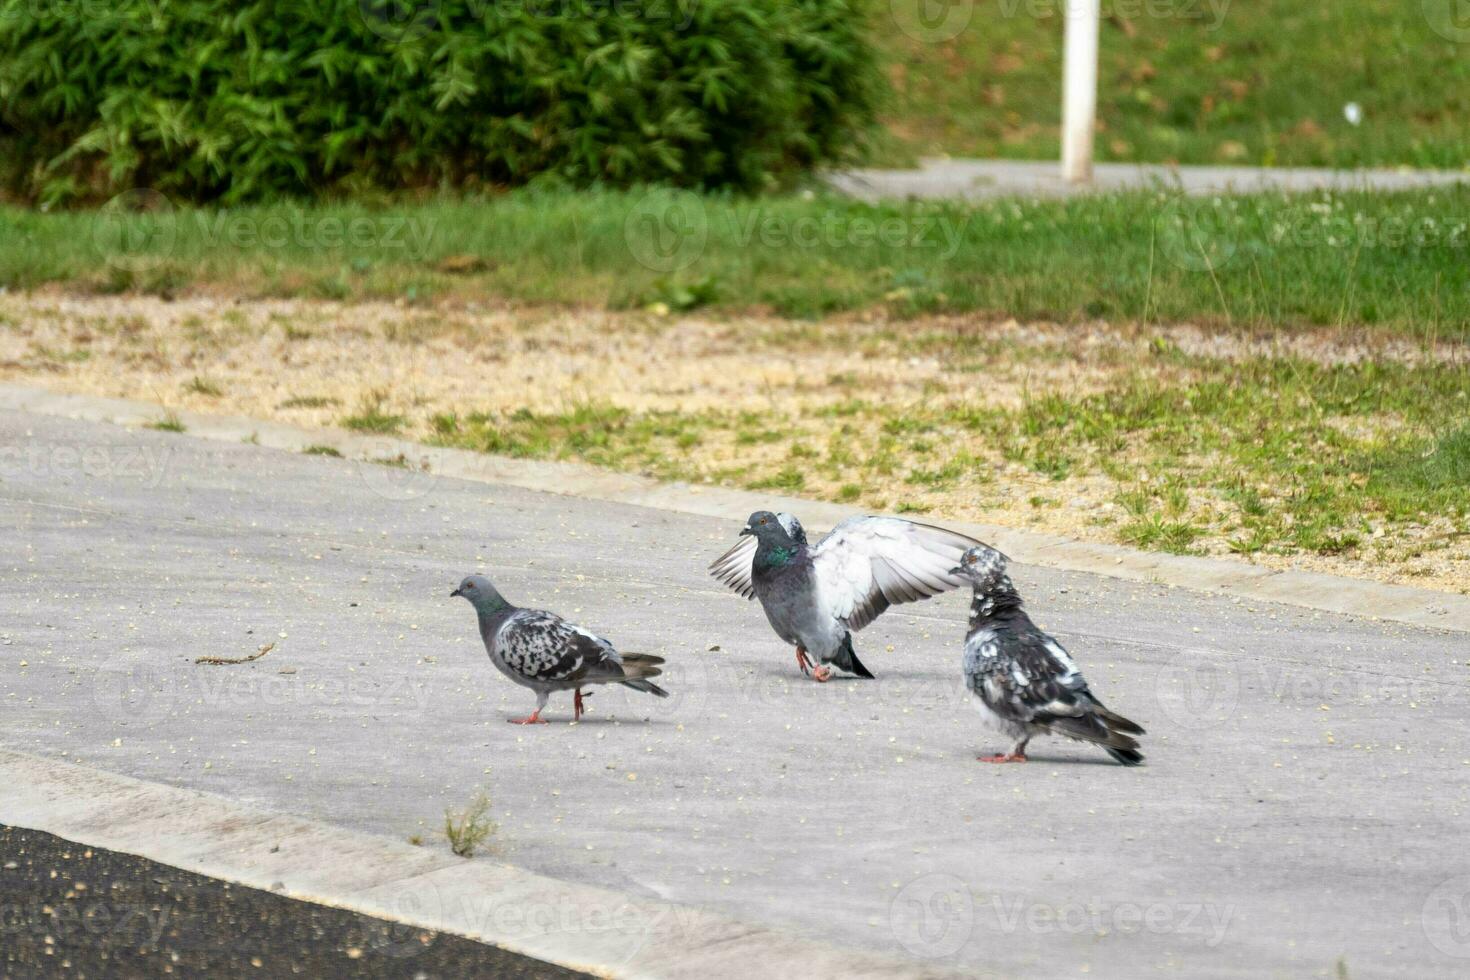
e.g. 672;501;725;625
710;511;986;681
452;574;667;724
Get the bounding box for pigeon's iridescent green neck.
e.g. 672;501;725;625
755;545;797;569
468;591;511;616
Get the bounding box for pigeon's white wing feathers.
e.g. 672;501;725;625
811;516;982;631
708;533;758;600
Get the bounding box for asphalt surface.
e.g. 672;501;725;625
829;158;1470;200
2;409;1469;977
0;823;585;979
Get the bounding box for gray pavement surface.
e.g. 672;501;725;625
2;410;1469;978
829;158;1470;200
0;823;586;979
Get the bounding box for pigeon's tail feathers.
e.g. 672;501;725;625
833;634;875;679
1047;710;1145;765
1094;704;1145;736
618;653;666;688
1106;745;1145;767
621;679;670;698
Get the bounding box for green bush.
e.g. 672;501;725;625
0;0;878;204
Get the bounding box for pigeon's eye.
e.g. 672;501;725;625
759;517;768;525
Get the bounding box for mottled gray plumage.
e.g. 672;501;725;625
710;511;985;680
951;546;1145;765
451;574;667;724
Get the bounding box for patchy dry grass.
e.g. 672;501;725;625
1;291;1465;593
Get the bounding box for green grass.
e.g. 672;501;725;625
147;413;186;433
301;445;343;457
442;791;495;859
427;345;1469;566
4;186;1469;333
341;391;405;434
876;0;1470;169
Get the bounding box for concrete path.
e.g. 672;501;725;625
3;409;1469;977
829;158;1470;200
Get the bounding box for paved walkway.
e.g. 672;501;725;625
3;410;1468;977
829;158;1470;200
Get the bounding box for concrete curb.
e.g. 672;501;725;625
0;749;966;979
3;382;1466;634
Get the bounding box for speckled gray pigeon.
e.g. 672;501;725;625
709;511;985;681
451;574;667;724
951;545;1144;765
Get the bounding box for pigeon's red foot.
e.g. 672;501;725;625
508;711;547;725
978;753;1027;763
573;688;592;721
811;665;834;683
795;647;814;676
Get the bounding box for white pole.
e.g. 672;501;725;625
1061;0;1100;184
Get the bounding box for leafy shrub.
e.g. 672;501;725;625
0;0;878;204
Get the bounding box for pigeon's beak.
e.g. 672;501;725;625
947;566;965;577
449;587;463;598
738;526;752;537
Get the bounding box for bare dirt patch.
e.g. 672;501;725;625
2;291;1465;594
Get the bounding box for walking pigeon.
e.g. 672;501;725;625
950;546;1145;765
709;511;985;681
451;574;668;724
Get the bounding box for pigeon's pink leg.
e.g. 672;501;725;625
508;710;547;725
795;647;814;676
978;753;1027;763
573;688;592;721
811;665;833;682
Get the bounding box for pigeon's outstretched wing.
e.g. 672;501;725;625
708;533;758;600
811;516;984;631
971;629;1145;748
496;610;630;685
